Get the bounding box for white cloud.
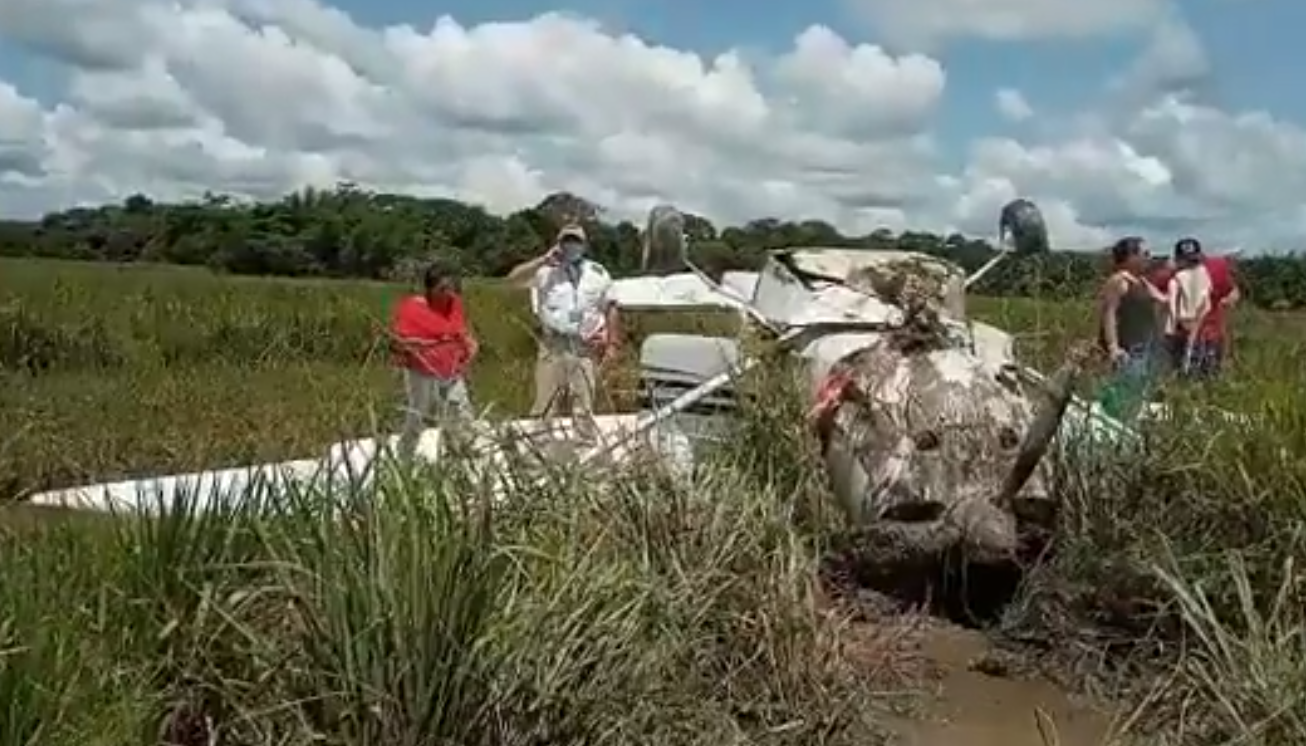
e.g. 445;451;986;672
0;0;946;236
0;82;50;179
844;0;1170;49
774;25;945;137
941;93;1306;248
995;89;1033;122
0;0;1304;251
1113;15;1210;99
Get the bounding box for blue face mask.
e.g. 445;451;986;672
560;240;586;265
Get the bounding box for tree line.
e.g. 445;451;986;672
3;183;1306;309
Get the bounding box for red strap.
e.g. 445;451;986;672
808;370;855;426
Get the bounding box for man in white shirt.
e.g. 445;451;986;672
506;225;621;418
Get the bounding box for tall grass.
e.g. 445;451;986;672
9;257;1306;744
995;375;1306;745
0;412;896;745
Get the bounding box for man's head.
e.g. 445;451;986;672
1174;237;1203;268
557;224;588;265
1110;236;1149;274
423;262;460;309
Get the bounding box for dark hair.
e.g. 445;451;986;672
1110;236;1146;266
422;262;459;292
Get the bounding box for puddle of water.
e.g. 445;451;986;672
881;625;1114;746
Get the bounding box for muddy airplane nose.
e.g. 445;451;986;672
948;499;1020;563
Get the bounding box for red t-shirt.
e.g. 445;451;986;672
390;294;471;378
1150;257;1234;341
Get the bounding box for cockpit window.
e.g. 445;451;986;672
998;426;1020;450
913;429;941;451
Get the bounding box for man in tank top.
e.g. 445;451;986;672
1096;237;1166;421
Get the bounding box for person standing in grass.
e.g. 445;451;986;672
506;224;620;422
1097;236;1167;421
1152;238;1240;378
389;262;478;460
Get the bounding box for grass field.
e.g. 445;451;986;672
5;256;1306;744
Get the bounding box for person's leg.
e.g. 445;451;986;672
1195;338;1223;379
1164;334;1187;374
1107;345;1155;422
564;354;598;440
432;378;475;457
1178;333;1197;376
531;348;567;417
567;355;598;416
1137;343;1163;401
399;369;435;460
437;378;475;420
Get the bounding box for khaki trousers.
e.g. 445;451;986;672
531;347;598;417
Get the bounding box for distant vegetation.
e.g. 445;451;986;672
4;184;1306;307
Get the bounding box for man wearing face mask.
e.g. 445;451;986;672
506;224;621;421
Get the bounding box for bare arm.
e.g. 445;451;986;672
1223;283;1241;307
1142;279;1168;304
462;321;479;361
604;301;621;350
388;334;434;362
1099;275;1124;352
1162;277;1179;333
506;249;556;287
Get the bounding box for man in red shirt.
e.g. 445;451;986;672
1151;238;1240;377
389;263;479;460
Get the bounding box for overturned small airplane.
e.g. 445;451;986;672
630;200;1104;568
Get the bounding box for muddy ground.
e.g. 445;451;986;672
822;558;1169;746
874;622;1113;746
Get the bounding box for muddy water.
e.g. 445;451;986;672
889;625;1114;746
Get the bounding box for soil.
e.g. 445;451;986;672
899;625;1113;745
844;616;1117;746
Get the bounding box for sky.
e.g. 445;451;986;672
1;0;1304;252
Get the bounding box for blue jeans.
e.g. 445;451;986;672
1167;335;1224;379
1099;344;1158;422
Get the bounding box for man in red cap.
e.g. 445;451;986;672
1151;237;1240;377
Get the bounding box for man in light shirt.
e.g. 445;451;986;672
1151;238;1240;377
507;225;621;419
